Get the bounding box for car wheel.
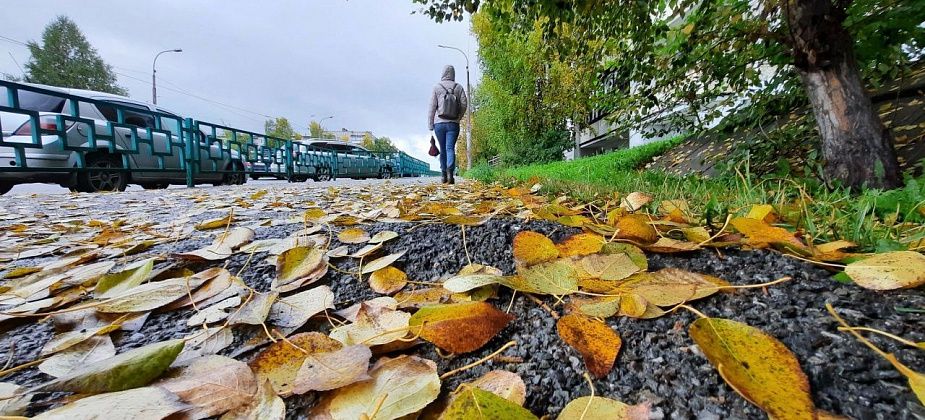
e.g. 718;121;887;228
379;168;392;179
77;154;127;193
314;165;332;182
218;163;245;186
0;182;12;195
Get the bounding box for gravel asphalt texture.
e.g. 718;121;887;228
0;182;922;419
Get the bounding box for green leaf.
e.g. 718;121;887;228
506;259;579;295
441;387;538;419
33;339;185;394
95;258;154;298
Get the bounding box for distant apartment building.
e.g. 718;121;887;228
321;129;375;145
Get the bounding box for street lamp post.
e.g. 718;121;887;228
152;49;182;105
438;44;472;171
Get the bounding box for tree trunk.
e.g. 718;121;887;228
787;0;902;190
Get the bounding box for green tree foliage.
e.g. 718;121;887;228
308;120;325;138
414;0;925;189
25;16;126;95
469;12;596;166
361;134;399;153
265;117;300;149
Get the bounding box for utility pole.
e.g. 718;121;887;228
438;44;472;170
152;49;182;104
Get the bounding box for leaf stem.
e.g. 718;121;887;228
440;340;517;380
837;326;922;349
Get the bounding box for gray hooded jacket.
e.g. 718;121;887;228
428;65;468;130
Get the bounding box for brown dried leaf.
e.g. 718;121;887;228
309;355;440;420
155;355;257;419
249;332;342;397
292;345;372;393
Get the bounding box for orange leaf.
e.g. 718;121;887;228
556;313;621;378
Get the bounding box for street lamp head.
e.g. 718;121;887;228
173;49;183;53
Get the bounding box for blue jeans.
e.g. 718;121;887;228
434;122;459;174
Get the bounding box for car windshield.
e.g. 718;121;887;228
16;91;66;112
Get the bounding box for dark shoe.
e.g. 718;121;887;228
448;173;455;185
441;171;448;184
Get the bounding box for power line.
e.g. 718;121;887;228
0;35;28;47
1;33;274;123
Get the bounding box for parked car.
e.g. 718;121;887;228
0;82;246;194
247;148;287;181
308;141;393;179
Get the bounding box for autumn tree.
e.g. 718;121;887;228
413;0;925;189
361;134;400;153
468;11;595;166
25;16;126;95
308;120;325;138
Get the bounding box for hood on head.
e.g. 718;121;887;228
441;65;456;81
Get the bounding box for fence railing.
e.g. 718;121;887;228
0;80;435;188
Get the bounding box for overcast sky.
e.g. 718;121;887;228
0;0;479;165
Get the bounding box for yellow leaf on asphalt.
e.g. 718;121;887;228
361;251;406;274
369;266;408;295
557;396;650;420
196;213;234;230
512;231;559;268
615;214;658;243
275;246;328;290
368;230;399;244
338;228;370;244
579;253;641;281
689;317;815;419
844;251;925;290
557;233;605;257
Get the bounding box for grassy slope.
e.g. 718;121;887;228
467;137;925;251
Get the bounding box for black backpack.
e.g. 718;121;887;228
436;83;461;120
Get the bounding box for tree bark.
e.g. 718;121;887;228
786;0;902;190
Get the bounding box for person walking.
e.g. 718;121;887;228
428;65;468;184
